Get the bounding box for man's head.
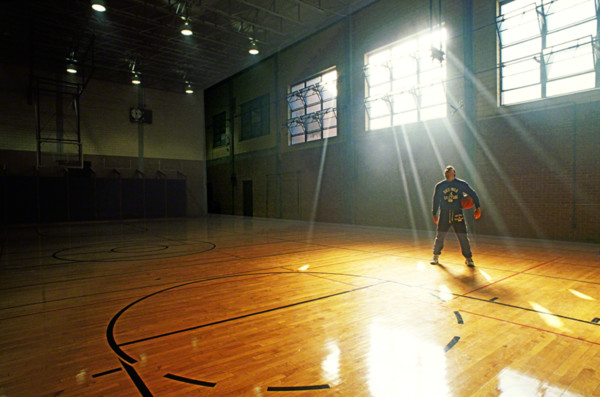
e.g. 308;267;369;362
444;165;456;181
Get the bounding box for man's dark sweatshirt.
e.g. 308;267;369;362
432;178;480;217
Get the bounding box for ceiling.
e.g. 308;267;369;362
0;0;378;93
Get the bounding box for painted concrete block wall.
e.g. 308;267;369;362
0;65;37;152
78;79;139;157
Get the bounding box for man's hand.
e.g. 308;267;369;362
474;208;482;220
432;215;439;224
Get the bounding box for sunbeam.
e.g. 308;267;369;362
308;137;329;242
421;121;445;171
391;125;420;243
398;124;433;230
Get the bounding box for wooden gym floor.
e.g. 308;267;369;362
1;215;599;396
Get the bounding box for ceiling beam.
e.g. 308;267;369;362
288;0;346;17
232;0;305;26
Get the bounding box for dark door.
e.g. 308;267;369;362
243;180;253;216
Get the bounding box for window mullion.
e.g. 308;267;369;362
596;0;600;87
537;4;548;98
415;53;421;121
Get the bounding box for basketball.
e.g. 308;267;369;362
460;195;474;209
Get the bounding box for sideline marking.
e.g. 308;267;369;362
460;309;600;346
118;282;386;347
164;373;216;387
268;385;330;391
92;367;122;378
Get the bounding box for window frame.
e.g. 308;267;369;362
211;111;228;148
497;0;600;106
285;68;338;146
364;27;448;131
240;94;270;141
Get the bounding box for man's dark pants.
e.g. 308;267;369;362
433;212;472;259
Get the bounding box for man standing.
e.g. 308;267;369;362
431;165;481;267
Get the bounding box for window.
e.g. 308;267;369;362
241;94;270;141
498;0;599;105
364;28;447;131
285;69;337;145
212;112;227;148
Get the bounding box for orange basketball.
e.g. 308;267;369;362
460;195;474;209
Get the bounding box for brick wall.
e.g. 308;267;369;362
203;0;600;243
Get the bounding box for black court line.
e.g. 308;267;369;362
107;268;600;385
457;294;600;327
106;272;391;364
104;271;465;394
268;385;331;391
164;373;216;387
444;336;460;353
423;279;600;328
0;250;338;309
53;240;216;262
118;281;387;347
36;222;149;238
1;281;191;313
110;245;169;253
454;311;464;324
429;292;444;301
92;367;122;378
120;360;153;396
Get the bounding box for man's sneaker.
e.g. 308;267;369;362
430;255;439;265
466;258;475;267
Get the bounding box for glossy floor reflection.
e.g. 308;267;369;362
0;215;599;396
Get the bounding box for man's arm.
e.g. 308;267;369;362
432;183;441;223
462;180;482;219
462;182;481;209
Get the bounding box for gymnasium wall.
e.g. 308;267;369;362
204;0;600;243
0;64;207;222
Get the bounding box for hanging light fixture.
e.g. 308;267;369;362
178;1;193;36
248;39;259;55
129;58;141;85
66;50;78;74
185;82;194;94
181;19;193;36
131;72;141;85
66;62;78;74
91;0;106;12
